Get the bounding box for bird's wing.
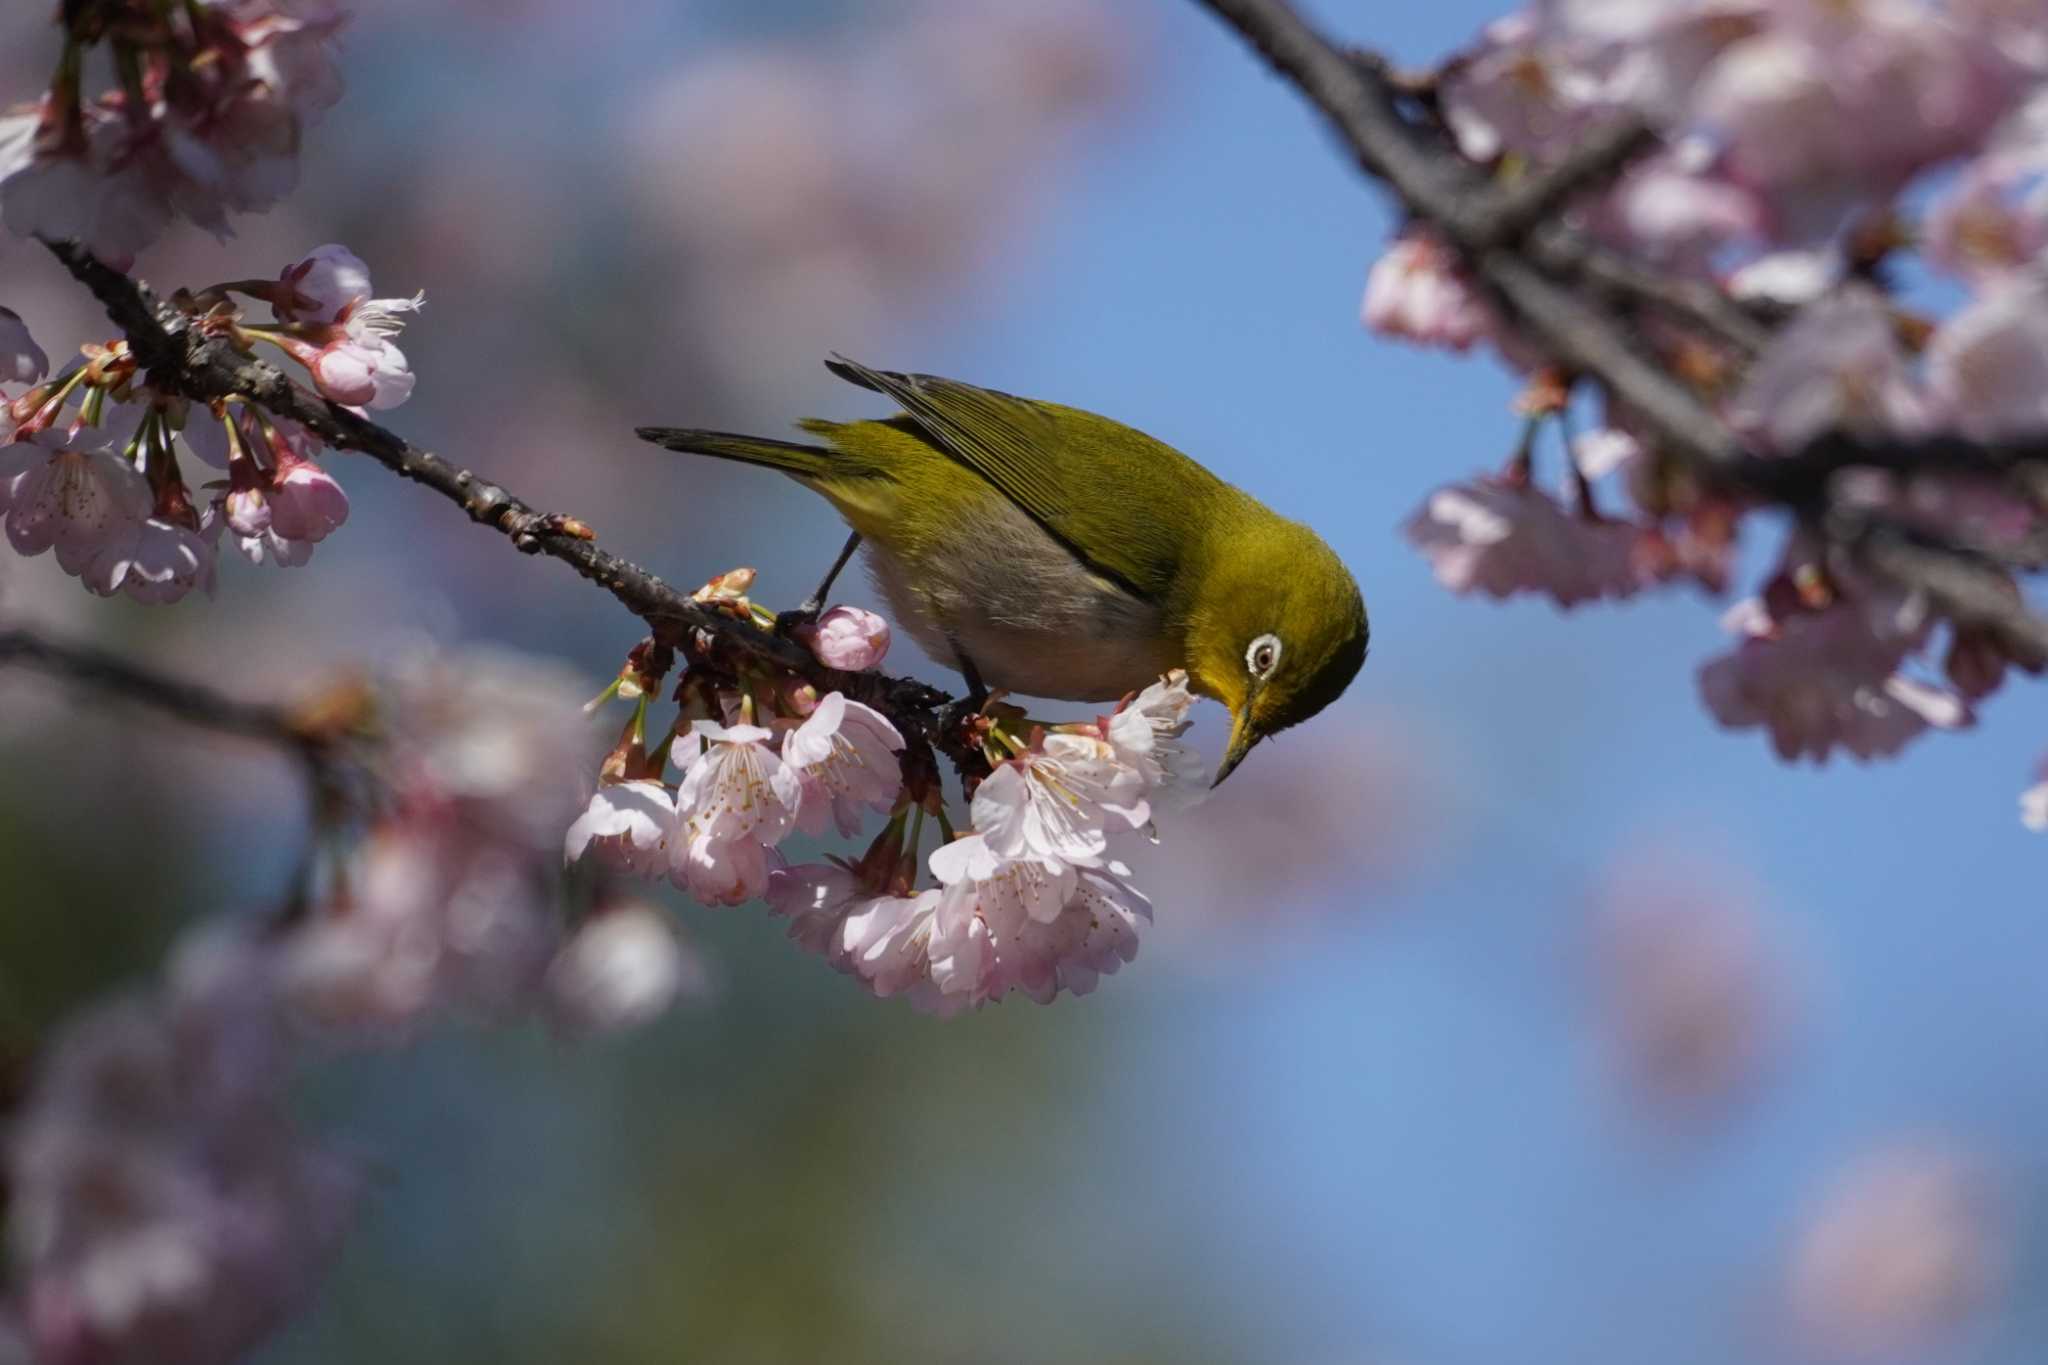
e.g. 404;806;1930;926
824;355;1223;604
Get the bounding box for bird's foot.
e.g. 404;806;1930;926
773;599;823;638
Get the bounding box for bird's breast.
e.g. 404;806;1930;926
858;497;1177;703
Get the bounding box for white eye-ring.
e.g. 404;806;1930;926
1246;633;1283;679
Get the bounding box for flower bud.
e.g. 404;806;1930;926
800;605;891;670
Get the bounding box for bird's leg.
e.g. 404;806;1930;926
938;638;990;746
775;530;862;635
950;639;988;706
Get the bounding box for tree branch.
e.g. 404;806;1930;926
0;625;334;763
42;239;958;754
1192;0;2048;645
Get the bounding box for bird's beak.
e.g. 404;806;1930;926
1213;705;1262;788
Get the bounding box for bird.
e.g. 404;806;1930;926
637;356;1367;785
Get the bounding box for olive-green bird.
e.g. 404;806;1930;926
637;356;1367;784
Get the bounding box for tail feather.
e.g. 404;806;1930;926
635;426;870;480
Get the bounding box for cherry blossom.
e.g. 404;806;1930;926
971;731;1150;867
1361;230;1496;352
265;247;425;410
1924;277;2048;439
1104;669;1203;797
565;779;678;875
83;512;218;604
798;604;892;670
1404;476;1657;607
0;424;150;563
670;720;802;906
1786;1141;2005;1359
923;837;1146;1009
780;692;904;838
0;4;348;259
543;902;698;1039
1697;591;1971;763
1726;286;1926;452
7;928;356;1365
266;453;350;542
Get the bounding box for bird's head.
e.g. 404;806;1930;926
1184;518;1369;786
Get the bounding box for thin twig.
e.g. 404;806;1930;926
43;240;958;751
0;625;321;755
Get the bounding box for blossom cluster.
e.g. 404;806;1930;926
0;0;348;262
568;575;1200;1014
1372;0;2048;771
1;245;420;601
2;642;695;1365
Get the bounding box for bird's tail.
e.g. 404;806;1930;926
635;427;861;480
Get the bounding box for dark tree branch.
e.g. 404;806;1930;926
0;625;333;762
42;240;960;758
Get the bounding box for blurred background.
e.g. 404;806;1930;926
3;1;2046;1362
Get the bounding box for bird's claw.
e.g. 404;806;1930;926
773;601;822;638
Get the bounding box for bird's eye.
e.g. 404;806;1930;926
1246;633;1283;679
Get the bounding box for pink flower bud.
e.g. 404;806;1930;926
801;605;890;670
310;346;376;406
268;456;349;543
278;244;372;324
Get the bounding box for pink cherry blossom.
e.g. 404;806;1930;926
310;327;417;410
275;244;376;325
1728;286;1927;452
971;731;1150;867
765;860;867;959
669;720;801;906
267;454;349;542
213;518;316;569
1593;851;1793;1120
923;836;1147;1009
1924;277;2048;439
780;692;904;838
0;6;348;258
564;779;677;875
277;250;424;410
1601;145;1761;262
1785;1141;2005;1359
834;889;949;1003
1362;229;1496;352
1923;166;2048;286
1404;477;1657;607
1440;14;1609;163
799;604;892;670
9;927;356;1365
543;902;697;1039
1104;669;1203;796
1697;591;1971;763
81;514;218;605
0;427;149;561
1696;5;2018;240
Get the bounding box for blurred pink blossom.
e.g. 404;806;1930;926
1405;476;1657;607
543;901;699;1039
1785;1140;2005;1359
1591;848;1795;1122
1697;589;1970;763
1726;286;1926;452
1362;230;1496;352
